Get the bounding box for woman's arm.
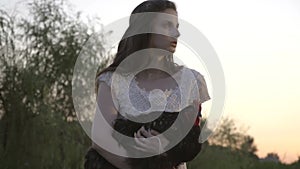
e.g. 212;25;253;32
91;82;131;169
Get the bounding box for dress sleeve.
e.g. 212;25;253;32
197;73;211;104
96;71;120;110
97;71;113;87
191;69;211;104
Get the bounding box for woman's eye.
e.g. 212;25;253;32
160;21;178;31
162;23;169;28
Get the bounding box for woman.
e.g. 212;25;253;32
85;0;210;169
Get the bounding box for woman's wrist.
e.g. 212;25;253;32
152;136;169;158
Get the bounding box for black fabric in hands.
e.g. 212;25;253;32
112;105;202;169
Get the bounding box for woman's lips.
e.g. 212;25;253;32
171;41;177;47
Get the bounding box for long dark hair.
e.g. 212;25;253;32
96;0;182;93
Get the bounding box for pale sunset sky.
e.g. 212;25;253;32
2;0;300;164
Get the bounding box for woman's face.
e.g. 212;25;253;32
149;8;180;53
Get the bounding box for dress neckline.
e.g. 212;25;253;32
132;67;184;95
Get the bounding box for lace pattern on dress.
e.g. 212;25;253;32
97;67;210;117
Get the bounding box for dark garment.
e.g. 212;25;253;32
84;148;118;169
112;105;202;169
85;105;202;169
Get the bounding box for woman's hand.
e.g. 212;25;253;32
133;126;170;155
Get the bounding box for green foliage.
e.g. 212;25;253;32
0;0;108;168
187;144;297;169
208;117;257;155
186;118;297;169
187;144;257;169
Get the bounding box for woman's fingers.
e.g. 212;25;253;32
134;133;153;152
150;129;160;136
135;129;143;138
134;130;149;144
136;126;153;138
133;127;166;154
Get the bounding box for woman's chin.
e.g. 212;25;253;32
168;47;176;53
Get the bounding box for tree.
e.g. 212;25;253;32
208;117;257;155
260;153;280;163
0;0;110;168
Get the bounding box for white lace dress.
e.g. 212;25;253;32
97;67;210;169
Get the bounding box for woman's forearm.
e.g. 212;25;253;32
91;109;132;169
92;142;131;169
92;83;133;169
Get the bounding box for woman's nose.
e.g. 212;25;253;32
172;28;180;38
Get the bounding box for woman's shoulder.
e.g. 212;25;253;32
183;67;211;103
180;66;206;82
97;71;114;86
97;70;130;88
186;67;204;77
